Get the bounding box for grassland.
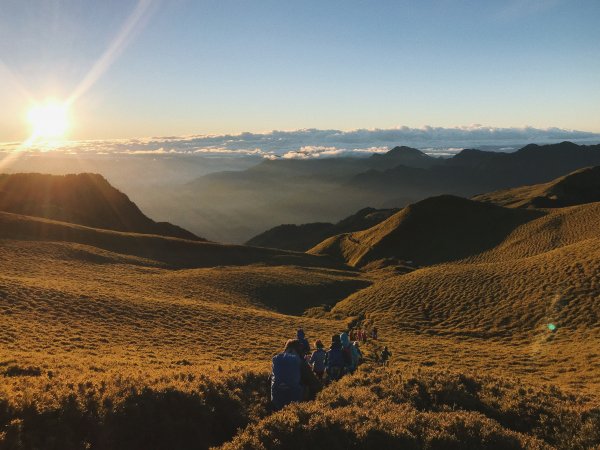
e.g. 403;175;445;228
1;183;599;448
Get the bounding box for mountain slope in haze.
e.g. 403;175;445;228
473;165;600;208
350;141;600;196
0;173;200;240
245;207;399;251
160;141;600;243
309;195;542;267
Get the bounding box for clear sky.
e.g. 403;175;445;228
0;0;599;142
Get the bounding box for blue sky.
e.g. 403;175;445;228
0;0;599;141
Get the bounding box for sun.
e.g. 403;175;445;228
27;101;70;141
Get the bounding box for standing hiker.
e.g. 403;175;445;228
309;340;326;380
270;339;304;411
296;329;311;358
271;339;321;411
325;334;345;381
380;346;392;367
340;332;359;374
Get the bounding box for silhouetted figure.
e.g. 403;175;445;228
296;329;311;357
381;346;391;367
371;327;378;340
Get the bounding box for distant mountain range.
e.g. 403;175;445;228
0;173;200;240
173;141;600;243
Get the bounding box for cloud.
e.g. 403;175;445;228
4;125;599;159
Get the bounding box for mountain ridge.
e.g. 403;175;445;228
0;172;201;240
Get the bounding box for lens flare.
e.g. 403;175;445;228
547;323;557;331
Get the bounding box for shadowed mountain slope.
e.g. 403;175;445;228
350;142;600;197
0;173;200;240
473;166;600;208
0;211;343;269
246;207;399;251
309;195;543;267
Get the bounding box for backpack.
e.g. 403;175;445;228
326;347;345;369
272;352;302;387
342;346;353;368
310;349;326;372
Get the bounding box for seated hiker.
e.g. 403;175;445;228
340;332;359;373
270;339;305;411
309;340;327;380
296;328;311;358
381;346;392;366
325;334;345;381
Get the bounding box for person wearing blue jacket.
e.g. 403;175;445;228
270;339;304;411
325;334;346;381
271;339;321;411
340;332;360;373
309;340;326;380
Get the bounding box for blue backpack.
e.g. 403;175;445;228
326;347;345;369
271;352;303;410
310;348;326;372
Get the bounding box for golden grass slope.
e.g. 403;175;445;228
473;166;600;208
0;238;359;375
309;195;542;267
329;216;600;395
0;210;341;269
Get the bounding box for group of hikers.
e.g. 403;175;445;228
270;328;392;411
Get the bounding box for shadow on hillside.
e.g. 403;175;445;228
0;372;270;450
253;278;372;316
0;211;344;270
359;196;547;267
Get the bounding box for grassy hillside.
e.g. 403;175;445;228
221;365;599;450
2;173;600;448
474;166;600;208
309;196;543;267
246;207;399;252
0;211;343;269
0;173;199;240
326;202;600;396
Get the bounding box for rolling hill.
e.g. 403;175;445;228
473;165;600;208
309;195;543;267
0;173;200;240
245;207;399;251
1;169;600;448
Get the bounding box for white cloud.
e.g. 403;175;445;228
3;125;599;158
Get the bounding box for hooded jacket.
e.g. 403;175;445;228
340;332;359;370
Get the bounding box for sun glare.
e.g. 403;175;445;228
27;101;70;141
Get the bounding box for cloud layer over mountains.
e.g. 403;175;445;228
3;125;599;159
